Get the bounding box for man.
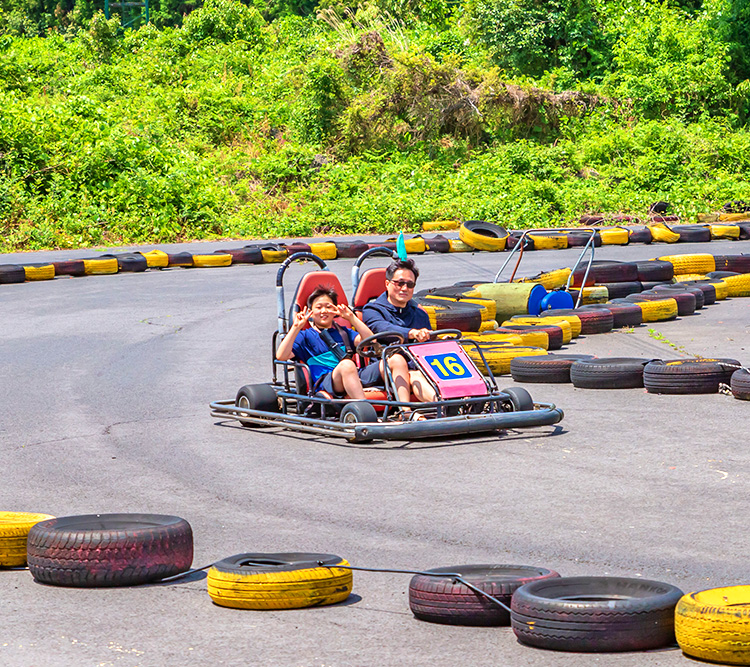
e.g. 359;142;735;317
362;258;435;403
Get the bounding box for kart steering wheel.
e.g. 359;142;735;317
356;331;406;359
430;329;463;340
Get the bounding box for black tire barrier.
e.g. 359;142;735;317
650;201;670;214
578;302;643;328
681;280;717;305
634;259;674;282
674;224;712;243
653;284;705;309
409;565;560;626
115;253;149;272
639;280;670;291
570;357;652;389
333;240;370;258
0;265;27;284
639;289;697;316
22;263;55;281
597;281;642;299
510;354;596;383
459;220;509;251
219;247;264;264
27;514;193;587
731;368;750;400
284;242;312;255
544;308;614;335
167;252;194;267
511;576;683;652
572;260;639;285
506;231;534;250
644;358;741;394
628;227;653;244
707;270;739;279
566;230;602;247
414;297;484;332
52;260;86;277
737;222;750;239
424;234;451;253
714;254;750;273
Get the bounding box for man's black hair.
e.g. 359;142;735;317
306;285;339;308
385;258;419;282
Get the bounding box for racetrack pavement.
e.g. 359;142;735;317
1;238;748;666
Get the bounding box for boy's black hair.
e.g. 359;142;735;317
385;258;419;282
306;285;339;308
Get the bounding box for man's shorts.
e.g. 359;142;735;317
315;360;383;397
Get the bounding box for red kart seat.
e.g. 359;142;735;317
290;271;349;329
353;268;387;313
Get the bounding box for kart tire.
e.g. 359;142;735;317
115;253;148;272
675;585;750;665
409;565;560;626
510;355;595;384
207;553;352;610
503;386;534;411
27;514;193;587
511;576;683;652
52;260;86;277
634;260;674;282
341;402;378;443
628;227;653;244
731;368;750;400
578;303;643;328
713;255;750;273
235;384;280;427
570;357;652;389
459;220;508;251
0;512;55;567
658;253;716;276
643;359;741;394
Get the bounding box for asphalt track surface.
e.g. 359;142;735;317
1;238;749;667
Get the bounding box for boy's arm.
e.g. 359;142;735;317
337;305;373;346
276;307;310;361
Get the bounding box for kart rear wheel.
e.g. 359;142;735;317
503;387;534;411
235;383;279;427
340;402;378;443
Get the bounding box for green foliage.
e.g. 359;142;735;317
182;0;266;43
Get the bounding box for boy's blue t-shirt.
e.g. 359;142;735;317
292;326;358;383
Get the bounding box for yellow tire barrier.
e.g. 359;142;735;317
599;228;630;245
142;249;169;268
261;248;288;263
579;285;609;304
710;280;730;300
0;511;55;567
633;298;678;322
658;253;716;276
528;233;568;250
459;221;508;251
517;268;571;290
207;554;353;610
718;212;750;222
514;314;581;338
675;585;750;665
23;264;55;281
478;319;499;332
448;239;473;252
83;258;118;275
309;242;337;260
192;253;232;267
462;343;547;375
710;224;741;239
386;236;426;254
422;220;460;231
720;274;750;297
506;317;574;344
424;295;497;321
648;222;680;243
495;328;549;349
458;332;525;346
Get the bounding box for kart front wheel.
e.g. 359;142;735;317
503;387;534;412
340;402;378;443
235;384;279;427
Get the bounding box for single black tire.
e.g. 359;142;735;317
628;227;653;244
409;565;560;626
511;355;595;383
333;240;370;258
414;297;483;332
235;384;280;427
27;514;193;587
730;368;750;400
653;284;705;309
596;281;642;299
0;265;26;284
566;231;602;247
571;260;639;286
713;254;750;273
115;253;149;272
52;259;86;277
578;303;643;328
511;576;684;652
644;358;741;394
634;259;674;282
544;308;614;335
219;247;264;264
503;387;534;411
167;252;194;267
680;280;717;305
571;357;652;389
707;270;740;279
673;224;712;242
424;235;451;253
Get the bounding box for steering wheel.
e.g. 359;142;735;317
356;331;406;359
430;329;463;340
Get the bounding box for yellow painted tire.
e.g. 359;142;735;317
386;237;426;254
459;332;524;346
506;317;573;344
578;285;609;304
448;239;474;253
720;274;750;297
658;253;716;275
675;273;708;282
599;228;630;245
517;268;571;290
192;253;232;268
478;319;499;332
261;249;288;263
710;224;741;239
511;314;581;339
423;220;460;231
309;242;337;260
675;586;750;665
648;222;680;243
462;343;547;375
83;258;118;275
142;249;169;268
207;553;352;610
423;296;497;321
459;221;508;252
527;233;568;250
0;512;56;567
710;280;730;300
719;212;750;222
633;298;678;322
23;264;55;281
495;328;549;349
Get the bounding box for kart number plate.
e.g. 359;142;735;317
424;353;472;380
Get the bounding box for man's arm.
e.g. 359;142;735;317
361;303;412;339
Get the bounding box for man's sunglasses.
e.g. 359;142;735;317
389;279;416;289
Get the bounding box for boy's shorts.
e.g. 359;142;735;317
315;361;383;397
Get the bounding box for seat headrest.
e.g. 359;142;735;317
353;267;387;309
290;271;350;329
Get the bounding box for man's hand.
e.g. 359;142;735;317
409;328;431;342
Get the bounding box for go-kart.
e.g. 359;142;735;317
210;251;564;443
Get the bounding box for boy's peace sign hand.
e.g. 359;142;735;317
336;303;357;324
292;306;310;330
